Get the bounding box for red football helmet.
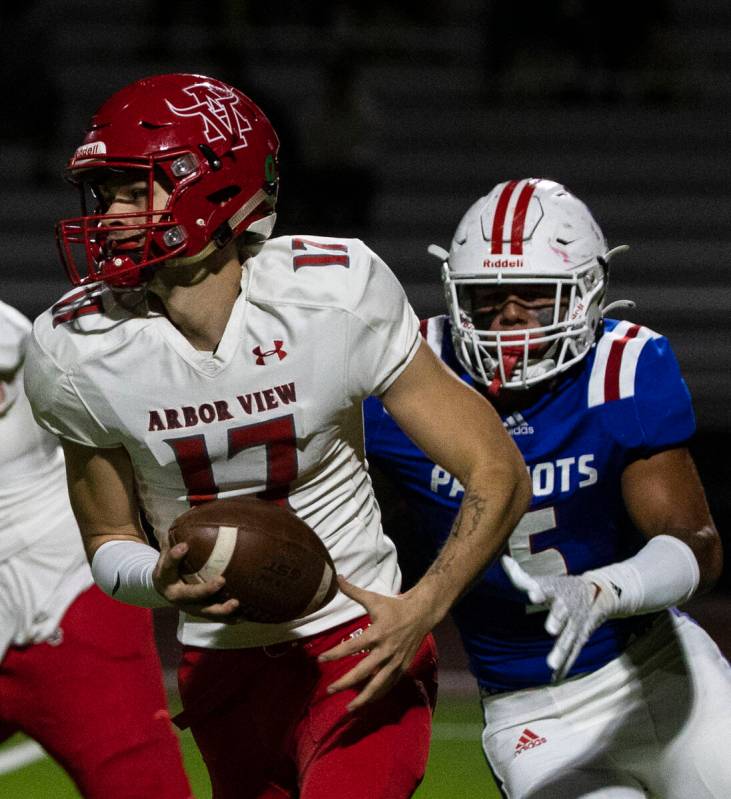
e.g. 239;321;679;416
56;73;280;288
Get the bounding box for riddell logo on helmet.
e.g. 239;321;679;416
74;142;107;160
483;257;524;268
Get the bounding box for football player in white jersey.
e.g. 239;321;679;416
0;300;191;798
364;179;731;798
23;74;531;799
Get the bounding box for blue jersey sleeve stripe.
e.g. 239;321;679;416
588;321;660;407
420;315;447;358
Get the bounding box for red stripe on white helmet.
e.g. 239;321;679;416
490;180;519;254
510;180;538;254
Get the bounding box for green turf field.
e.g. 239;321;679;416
0;695;501;798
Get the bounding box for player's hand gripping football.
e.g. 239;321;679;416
152;540;241;622
502;555;622;682
318;576;437;711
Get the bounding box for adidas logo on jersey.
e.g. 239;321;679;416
504;413;534;436
514;728;547;756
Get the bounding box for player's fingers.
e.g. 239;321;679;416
181;597;241;623
550;631;586;682
546;637;569;676
346;665;400;711
546;617;579;676
501;555;531;588
548;602;591;677
198;597;241;619
544;597;569;636
318;629;375;663
326;651;403;711
547;646;570;680
335;576;383;612
551;608;602;680
325;650;381;696
154;542;187;584
163;573;226;604
319;580;390;663
550;656;569;683
501;556;545;603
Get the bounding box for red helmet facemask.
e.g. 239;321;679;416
56;73;280;288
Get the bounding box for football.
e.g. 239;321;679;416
168;496;338;623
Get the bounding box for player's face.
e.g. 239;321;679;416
466;285;567;332
93;172;171;257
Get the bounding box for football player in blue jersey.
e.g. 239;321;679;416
364;178;731;798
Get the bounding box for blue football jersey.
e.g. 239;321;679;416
364;316;696;691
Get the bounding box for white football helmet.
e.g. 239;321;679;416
435;178;628;392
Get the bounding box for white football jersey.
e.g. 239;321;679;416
26;236;421;648
0;300;88;565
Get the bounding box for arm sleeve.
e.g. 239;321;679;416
345;248;420;399
585;534;700;616
91;540;171;608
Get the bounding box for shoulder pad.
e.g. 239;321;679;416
587;320;661;407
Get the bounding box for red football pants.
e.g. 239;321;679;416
177;615;438;799
0;586;191;799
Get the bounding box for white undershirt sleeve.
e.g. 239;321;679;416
91;539;172;608
584;534;700;617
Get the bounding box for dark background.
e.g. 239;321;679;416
2;0;728;663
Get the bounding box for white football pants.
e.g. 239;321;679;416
481;610;731;798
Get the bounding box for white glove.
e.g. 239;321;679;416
501;555;622;682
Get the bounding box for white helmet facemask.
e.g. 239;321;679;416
433;178;631;393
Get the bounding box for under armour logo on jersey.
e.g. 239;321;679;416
503;412;534;436
514;728;547;756
253;341;287;365
166;82;253;150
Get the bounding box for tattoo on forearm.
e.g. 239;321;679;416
452;489;487;539
428;489;488;577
